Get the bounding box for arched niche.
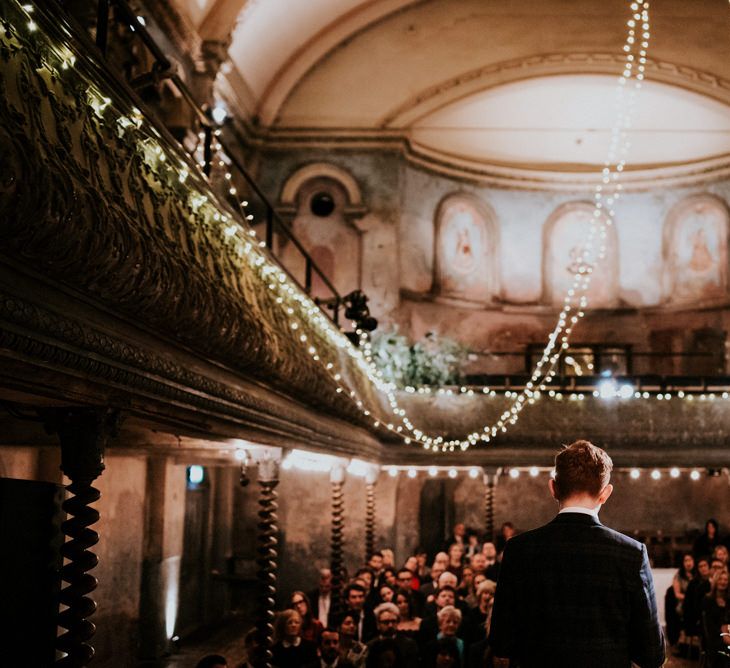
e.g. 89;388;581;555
662;194;730;306
277;164;365;300
542;202;619;308
433;193;499;304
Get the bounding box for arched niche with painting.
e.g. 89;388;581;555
277;164;365;301
433;193;499;305
662;194;730;306
542;202;619;308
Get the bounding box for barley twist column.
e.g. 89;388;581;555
482;467;501;543
364;468;377;563
329;464;346;622
42;408;119;668
253;458;279;668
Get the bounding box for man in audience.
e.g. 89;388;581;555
397;567;425;613
305;628;355;668
489;440;665;667
419;585;464;647
469;552;488;578
368;602;420;668
420;562;445;602
343;582;374;642
309;568;333;627
367;551;385;589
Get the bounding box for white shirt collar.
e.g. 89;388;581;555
559;505;600;519
282;637;302;648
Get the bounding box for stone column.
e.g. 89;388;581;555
42;408;119;667
253;457;279;668
329;464;346;622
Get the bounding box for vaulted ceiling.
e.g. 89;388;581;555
174;0;730;171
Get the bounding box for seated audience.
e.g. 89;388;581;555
685;556;712;641
343;582;374;642
290;590;324;644
419;586;463;647
271;609;317;667
464;580;496;645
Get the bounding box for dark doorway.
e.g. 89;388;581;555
177;466;211;637
419;478;456;559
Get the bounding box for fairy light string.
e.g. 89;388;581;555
6;0;660;455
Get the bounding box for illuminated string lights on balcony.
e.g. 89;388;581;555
7;0;666;456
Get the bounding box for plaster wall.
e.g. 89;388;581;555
92;454;147;667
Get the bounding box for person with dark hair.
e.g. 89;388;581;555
432;636;462;668
195;655;227;668
702;567;730;667
304;627;356;668
365;637;403;668
336;611;368;668
684;556;713;652
290;589;324;644
344;582;374;642
695;519;723;560
489;440;665;668
395;588;422;639
666;553;695;650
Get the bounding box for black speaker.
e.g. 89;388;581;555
0;476;64;665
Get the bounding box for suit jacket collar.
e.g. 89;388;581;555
551;512;602;527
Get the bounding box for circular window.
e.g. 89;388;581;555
310;192;336;217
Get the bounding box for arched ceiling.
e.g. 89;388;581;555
178;0;730;171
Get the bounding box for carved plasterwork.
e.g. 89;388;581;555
0;2;388;436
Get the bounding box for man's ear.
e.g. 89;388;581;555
598;483;613;505
549;478;558;500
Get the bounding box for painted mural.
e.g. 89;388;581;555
667;198;727;304
544;205;618;308
435;196;495;303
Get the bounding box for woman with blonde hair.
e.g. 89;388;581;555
702;567;730;667
271;609;317;667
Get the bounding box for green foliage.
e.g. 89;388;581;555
370;329;469;388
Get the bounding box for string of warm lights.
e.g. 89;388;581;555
7;0;659;457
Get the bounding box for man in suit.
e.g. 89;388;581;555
309;568;333;627
489;440;665;668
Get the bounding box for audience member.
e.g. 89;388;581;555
419;586;463;647
443;523;467;551
240;629;260;668
368;602;419;668
695;519;723;560
415;548;431;584
464;531;480;560
421;562;446;602
308;568;333;627
336;612;368;668
271;609;317;667
344;582;374;642
381;548;396;570
684;556;712;644
290;590;324;644
464;580;496;645
377;583;396;604
382;567;397;588
395;588;422;638
364;637;403;668
430;636;462;668
495;522;515;554
714;544;730;567
666;553;694;649
304;628;355;668
423;606;464;666
447;543;465;579
702;567;730;667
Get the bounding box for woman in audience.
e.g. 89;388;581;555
666;553;695;649
432;636;462;667
415;548;431;584
695;518;722;559
423;606;464;666
271;609;317;667
377;583;397;604
288;590;323;644
702;566;730;667
465;580;497;645
381;548;395;569
465;573;487;608
457;566;474;602
395;588;422;638
382;567;397;588
338;611;368;668
447;543;465;579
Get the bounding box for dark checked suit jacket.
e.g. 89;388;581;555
488;512;665;668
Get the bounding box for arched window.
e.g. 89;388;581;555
434;193;499;304
277;167;363;301
542;202;619;308
663;195;729;305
